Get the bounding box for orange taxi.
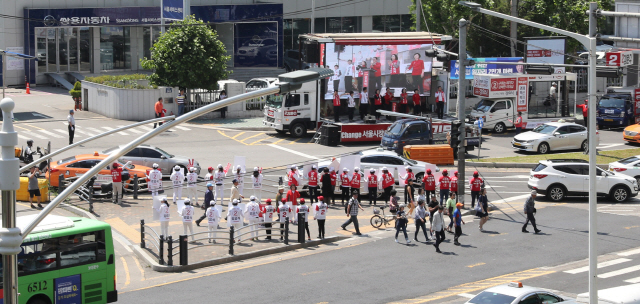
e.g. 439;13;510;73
46;152;151;190
623;123;640;144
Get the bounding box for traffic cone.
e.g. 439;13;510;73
26;82;30;94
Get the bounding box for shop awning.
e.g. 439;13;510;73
299;32;453;45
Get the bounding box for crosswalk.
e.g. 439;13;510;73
14;122;192;143
562;248;640;284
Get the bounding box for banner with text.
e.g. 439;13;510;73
450;57;524;80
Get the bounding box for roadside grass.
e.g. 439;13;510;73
468;147;640;164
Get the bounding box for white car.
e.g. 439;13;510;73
512;122;598;154
528;159;638;202
609;155;640;184
465;282;572;304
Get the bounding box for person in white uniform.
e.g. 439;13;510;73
179;199;195;242
147;163;163;198
214;164;226;205
185;167;199;207
206;202;221;243
234;165;245;195
251;167;263;201
204;166;214;181
244;196;261;241
314;196;328;239
278;201;292;241
227;199;244;242
262;198;275;240
154;198;170;237
170;165;185;204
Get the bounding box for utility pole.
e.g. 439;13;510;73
510;0;518;57
416;0;421;32
457;19;468;205
311;0;315;33
587;4;598;302
160;0;165;34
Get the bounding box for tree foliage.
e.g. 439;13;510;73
141;16;230;90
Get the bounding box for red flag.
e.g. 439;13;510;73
223;163;232;174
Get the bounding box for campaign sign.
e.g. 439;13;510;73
55;274;81;304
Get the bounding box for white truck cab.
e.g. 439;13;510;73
262;80;318;137
469;98;518;133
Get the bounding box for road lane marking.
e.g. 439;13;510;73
24;123;44;130
487;194;530;205
118;126;143;134
240;133;265;143
105;218;143;244
618;248;640;256
22;131;47;139
17;134;30;141
14;125;31;131
467;263;486;268
271;138;287;145
625;276;640;283
625;225;640;230
458;293;475;299
231;132;246;139
120;257;131;287
564;258;631;274
132;256;146;281
102;126;129;136
288;138;301;144
85;127;104;134
249;136;270;145
598;143;625;149
38;129;64;138
268;144;320;160
138;126;153;132
173;125;191;131
598;265;640;278
73;128;96;137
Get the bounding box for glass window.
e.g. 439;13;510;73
493;101;506;111
141;148;162;158
47;29;56;71
314;18;326;33
58;28;71;72
532;163;547;172
79;27;91;71
36;28;47;73
468;291;516;304
326;17;361;33
404;124;423;136
67;161;92;169
519;295;540;304
68;28;78;71
143;27;151;60
569;126;586;133
124;148;141;157
361;156;380;163
400;15;413;31
619;156;640;165
538;293;562;304
285;94;301;107
372;15;401;32
100;27;131;70
284;19;293;51
555;126;570;134
292;19;311;51
554;165;580;175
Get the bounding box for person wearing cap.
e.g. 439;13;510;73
422;169;436;199
261;199;275;240
395;204;410;243
308;165;319;204
277;199;292;240
204;166;214;181
154;198;170;237
351;167;361;197
321;168;334;205
314;196;328;239
341;190;364;235
147;163;163;198
381;167;395;203
179;199;196;243
275;185;285;207
367;168;378;205
110;162;124;204
522;190;541;234
431;205;446;253
170;165;185;204
206;200;221;243
288;165;301;187
234;165;245;196
230;179;244;205
186;167;199;207
227;199;244;242
340;168;351;205
450;171;459;203
244;196;261;240
438;169;451;205
67;109;75;145
214;164;225;205
286;185;301;224
252;167;263;202
330;167;338;204
196;183;215;226
297;199;311;240
453;202;465;245
469;171;483;209
401;167;415;203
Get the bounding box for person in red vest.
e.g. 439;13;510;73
514;112;524;134
286;185;300;224
576;102;588;129
308;165;319;204
438;169;451;205
371;57;382;92
412;89;421;115
469;171;484;209
384;88;394;112
422;169;436;199
373;89;383;120
340;168;351;205
351;167;361;197
333;90;341;122
330;167;338;205
288;165;301;187
367;168;378;205
450;171;459;203
400;88;409;114
381;167;395;203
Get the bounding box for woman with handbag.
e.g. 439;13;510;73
476;188;489;231
404;178;416;215
444;192;457;233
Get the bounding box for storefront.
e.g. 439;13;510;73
23;4;283;85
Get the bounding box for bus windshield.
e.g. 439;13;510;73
266;94;283;109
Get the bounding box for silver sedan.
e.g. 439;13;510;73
102;144;201;176
511;122;598;154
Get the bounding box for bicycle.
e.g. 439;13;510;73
370;205;397;228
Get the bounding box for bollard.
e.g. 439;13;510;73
179;235;188;266
278;176;283;186
159;235;165;265
140;219;146;248
284;217;289;245
298;213;305;244
229;226;234;255
167;236;173;266
133;174;138;199
58;174;65;193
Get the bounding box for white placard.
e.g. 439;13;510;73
339;155;361;173
328;159;340;172
6;47;24;71
152;195;167;221
233;156;246;173
176;199;186;214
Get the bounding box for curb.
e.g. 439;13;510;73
465;162;609;168
134;235;350;272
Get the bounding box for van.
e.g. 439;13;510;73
575;284;640;304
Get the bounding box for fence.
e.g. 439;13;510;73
245;87;267;111
186;89;222;113
58;173;144;213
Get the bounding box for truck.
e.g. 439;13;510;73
468;73;577;133
596;86;640;128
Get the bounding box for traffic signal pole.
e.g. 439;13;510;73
456;18;468;205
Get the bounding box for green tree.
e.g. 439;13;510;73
141;16;230;90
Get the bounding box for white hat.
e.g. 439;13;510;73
232;199;239;205
405;166;410;170
552;82;557;85
531;190;537;195
254;166;259;171
250;195;256;201
354;167;359;171
184;199;191;204
174;165;180;171
343;167;348;171
312;165;317;169
152;163;159;169
382;166;388;170
369;168;375;173
190;167;196;172
217;164;223;169
236;165;242;170
291;165;297;170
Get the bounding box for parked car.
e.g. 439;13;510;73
608;155;640;184
102;144;200;176
236;38;277;64
46;152;151;191
465;282;572;304
512;122;598;154
528;159;638;202
623;123;640;144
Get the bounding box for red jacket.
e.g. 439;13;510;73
111;167;123;183
288;171;299;187
422;174;435;190
408;60;424;76
286;190;300;205
371;62;382;77
515;116;523;128
330;172;337;186
439;176;451;190
308;171;318;187
340;173;351;187
450;176;458;192
400;93;408;105
576;103;588;118
384;92;393;104
374;94;382;106
367;174;378;187
470;177;483;191
404;172;415;185
351;172;361;188
412;94;421;106
333;95;341;107
382;173;394;188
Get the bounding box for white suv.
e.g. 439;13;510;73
528;159;638;202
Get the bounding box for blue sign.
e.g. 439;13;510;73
163;0;184;20
478;117;484;128
55;274;81;304
450;57;524;80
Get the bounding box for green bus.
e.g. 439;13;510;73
1;215;117;304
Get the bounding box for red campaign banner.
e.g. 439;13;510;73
527;50;552;57
363;71;370;92
340;123;391;142
473;87;490;97
319;44;325;66
490;78;517;91
517;77;528;112
391;102;397;112
223;163;232;174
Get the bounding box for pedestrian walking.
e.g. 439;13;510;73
422;169;436;199
308;165;319;204
522;190;541;234
404;179;415;215
261;199;275;240
438;169;451;205
186;167;199;207
277;199;292;240
444;192;456;232
154;198;170;237
401;167;415;203
381;167;394;203
395;204;411;243
227;199;244;242
427;195;439;238
341;191;364;235
367;168;378;205
170;165;184;204
359;87;369;120
413;200;429;242
244;196;261;240
110;162;125;204
214;164;226;205
206;201;221;243
147;163;163;198
477;188;489;231
196;183;215;226
67;110;75;145
321;168;333;205
251;167;263;202
176;89;186;116
416;188;426;204
179;199;195;243
340;168;351;205
230;179;244;205
351;167;361;197
154;97;165;128
431;205;446;253
28;167;43;209
453;203;465;245
314;196;328;239
297;199;311;240
469;171;483;209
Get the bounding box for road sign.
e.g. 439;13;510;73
606;51;634;67
477;117;484;129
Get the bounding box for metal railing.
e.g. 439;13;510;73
186;89;222;113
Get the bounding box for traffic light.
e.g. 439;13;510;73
450;120;462;149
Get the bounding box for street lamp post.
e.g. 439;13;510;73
457;19;469;204
458;2;598;303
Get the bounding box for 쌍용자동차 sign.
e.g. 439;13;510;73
55;274;81;304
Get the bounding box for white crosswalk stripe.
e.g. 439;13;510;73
117;126;143;134
101;126;129;136
564;258;631;274
85;127;104;135
138;126;153;132
618;248;640;257
625;276;640;283
598;265;640;278
38;129;64;139
53;129;80;138
172;125;191;131
22;131;47;140
73;128;97;137
17;134;31;141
